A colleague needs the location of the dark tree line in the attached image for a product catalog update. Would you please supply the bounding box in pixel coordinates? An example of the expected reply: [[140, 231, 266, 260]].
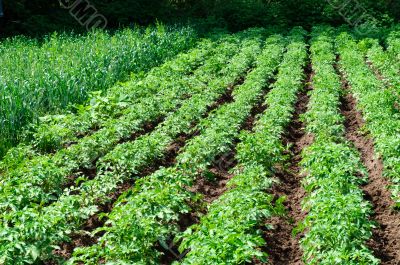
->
[[1, 0, 399, 36]]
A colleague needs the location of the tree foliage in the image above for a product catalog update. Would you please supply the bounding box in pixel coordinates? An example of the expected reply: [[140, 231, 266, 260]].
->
[[0, 0, 399, 36]]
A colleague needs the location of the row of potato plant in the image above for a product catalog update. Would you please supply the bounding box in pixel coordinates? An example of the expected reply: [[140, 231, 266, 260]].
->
[[336, 32, 400, 208], [67, 33, 283, 265], [0, 25, 196, 156], [0, 36, 238, 217], [176, 28, 307, 265], [0, 32, 263, 265], [386, 28, 400, 71], [296, 26, 378, 264], [365, 39, 400, 98]]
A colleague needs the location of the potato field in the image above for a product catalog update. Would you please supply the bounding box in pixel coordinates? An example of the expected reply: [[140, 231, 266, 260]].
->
[[0, 25, 399, 265]]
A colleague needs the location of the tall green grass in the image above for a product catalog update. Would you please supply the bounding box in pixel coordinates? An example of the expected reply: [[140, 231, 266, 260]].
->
[[0, 24, 197, 156]]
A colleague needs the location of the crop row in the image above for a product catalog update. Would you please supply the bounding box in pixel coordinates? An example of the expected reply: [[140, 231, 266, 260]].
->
[[0, 36, 240, 217], [337, 32, 400, 208], [176, 27, 307, 265], [386, 28, 400, 71], [67, 32, 285, 265], [365, 39, 400, 98], [0, 32, 263, 264], [296, 26, 378, 264], [0, 25, 196, 156]]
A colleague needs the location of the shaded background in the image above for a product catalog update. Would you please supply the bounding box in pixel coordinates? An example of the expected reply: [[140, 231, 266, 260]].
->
[[0, 0, 399, 37]]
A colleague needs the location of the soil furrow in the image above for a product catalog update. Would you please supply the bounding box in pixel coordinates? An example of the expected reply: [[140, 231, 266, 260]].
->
[[337, 53, 400, 264], [261, 64, 313, 265], [340, 89, 400, 265], [366, 60, 386, 84], [188, 82, 270, 205]]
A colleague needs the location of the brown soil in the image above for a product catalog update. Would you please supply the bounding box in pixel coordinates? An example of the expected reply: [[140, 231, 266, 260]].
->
[[206, 79, 240, 112], [366, 60, 386, 83], [261, 65, 313, 265], [189, 151, 237, 203], [188, 83, 270, 204], [340, 90, 400, 265], [125, 116, 166, 143]]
